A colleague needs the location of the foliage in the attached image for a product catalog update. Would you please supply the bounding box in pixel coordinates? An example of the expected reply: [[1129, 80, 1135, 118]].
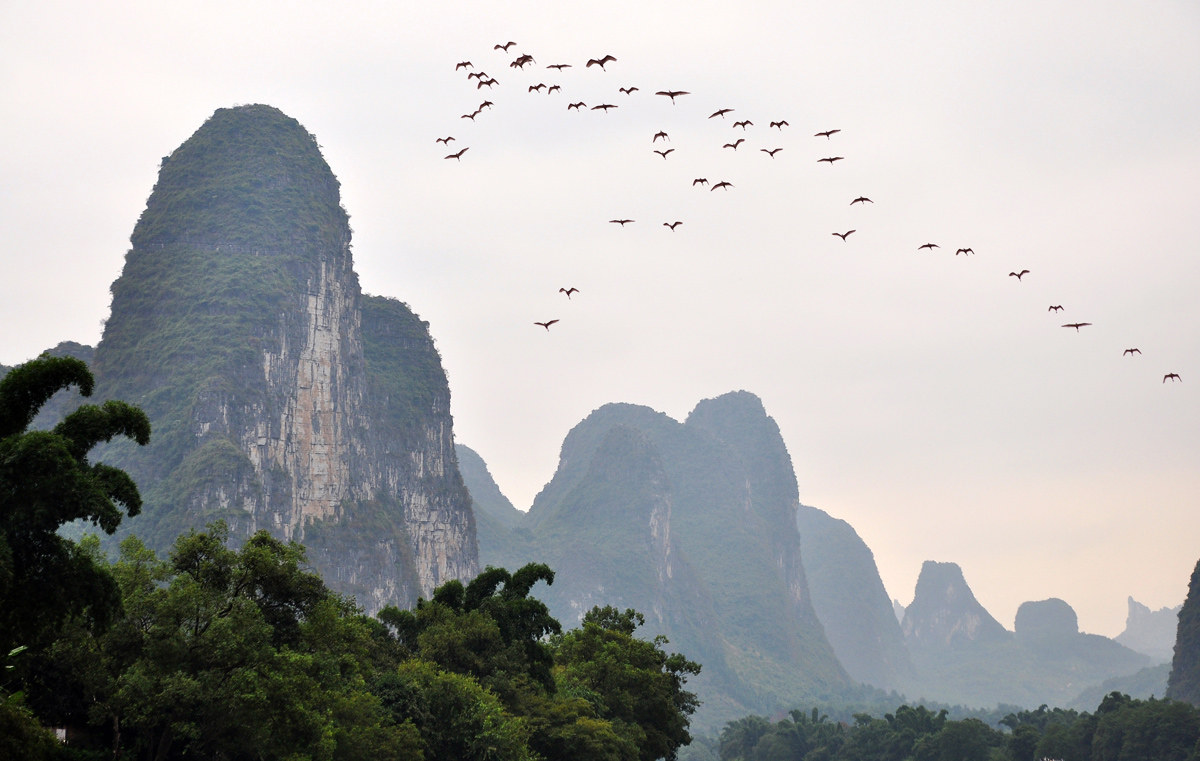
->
[[0, 353, 149, 655], [1168, 557, 1200, 705]]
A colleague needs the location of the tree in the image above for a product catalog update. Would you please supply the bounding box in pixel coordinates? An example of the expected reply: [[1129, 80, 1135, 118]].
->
[[0, 354, 150, 656], [555, 606, 702, 761]]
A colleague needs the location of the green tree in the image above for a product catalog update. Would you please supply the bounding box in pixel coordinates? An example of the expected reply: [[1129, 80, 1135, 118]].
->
[[0, 354, 150, 656], [555, 606, 702, 761], [1092, 692, 1200, 761]]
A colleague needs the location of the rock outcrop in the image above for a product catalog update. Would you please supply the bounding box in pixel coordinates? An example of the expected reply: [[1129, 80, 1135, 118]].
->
[[83, 105, 477, 610], [1116, 597, 1181, 663], [903, 561, 1011, 650], [1168, 558, 1200, 705]]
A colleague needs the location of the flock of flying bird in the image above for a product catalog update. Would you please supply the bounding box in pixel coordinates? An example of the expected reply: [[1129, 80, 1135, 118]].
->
[[435, 42, 1182, 386]]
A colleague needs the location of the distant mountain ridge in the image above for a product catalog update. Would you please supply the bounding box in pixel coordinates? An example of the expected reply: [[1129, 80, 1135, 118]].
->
[[1116, 597, 1180, 663]]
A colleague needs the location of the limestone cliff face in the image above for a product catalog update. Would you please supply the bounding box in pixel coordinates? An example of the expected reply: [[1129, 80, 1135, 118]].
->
[[90, 105, 477, 610]]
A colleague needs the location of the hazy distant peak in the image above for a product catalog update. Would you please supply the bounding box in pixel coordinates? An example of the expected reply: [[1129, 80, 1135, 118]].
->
[[1015, 598, 1079, 640], [893, 599, 906, 623], [903, 560, 1010, 648], [1117, 595, 1182, 663], [456, 443, 524, 528]]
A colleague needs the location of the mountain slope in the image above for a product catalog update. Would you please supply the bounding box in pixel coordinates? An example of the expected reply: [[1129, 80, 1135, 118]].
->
[[79, 104, 477, 609], [1116, 597, 1180, 663]]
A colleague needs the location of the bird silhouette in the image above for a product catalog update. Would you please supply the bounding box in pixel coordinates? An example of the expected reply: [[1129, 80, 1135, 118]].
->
[[664, 221, 683, 231], [461, 110, 480, 121], [818, 156, 844, 164], [1062, 323, 1092, 331], [917, 243, 939, 251], [654, 149, 675, 159], [653, 131, 669, 142], [567, 102, 586, 110], [955, 248, 974, 256], [619, 86, 639, 95], [547, 85, 561, 94], [467, 71, 483, 80], [495, 41, 517, 52], [815, 129, 841, 139], [833, 230, 856, 241], [1049, 305, 1064, 312], [479, 101, 494, 110], [655, 90, 690, 103], [1123, 348, 1141, 356], [456, 61, 473, 70], [711, 181, 733, 191], [709, 109, 734, 119], [770, 120, 789, 129], [436, 136, 455, 144], [1010, 270, 1030, 280], [444, 147, 469, 161], [609, 219, 634, 226], [510, 55, 535, 69], [733, 120, 753, 130], [534, 320, 559, 331], [528, 83, 546, 92], [1164, 373, 1181, 383], [692, 178, 709, 186], [591, 104, 617, 112], [477, 78, 498, 89], [723, 139, 745, 150], [548, 63, 572, 70], [586, 55, 617, 70], [761, 148, 783, 157], [559, 287, 579, 299], [850, 197, 872, 205]]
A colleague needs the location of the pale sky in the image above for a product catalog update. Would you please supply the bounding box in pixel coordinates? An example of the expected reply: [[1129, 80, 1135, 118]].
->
[[2, 0, 1198, 637]]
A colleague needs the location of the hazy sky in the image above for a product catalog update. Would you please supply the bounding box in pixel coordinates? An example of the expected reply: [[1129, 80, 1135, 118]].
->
[[3, 0, 1198, 637]]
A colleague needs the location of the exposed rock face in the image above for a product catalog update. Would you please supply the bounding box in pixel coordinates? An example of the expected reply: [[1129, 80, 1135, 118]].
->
[[903, 561, 1011, 650], [1015, 598, 1079, 641], [86, 105, 477, 610], [1116, 597, 1181, 663], [797, 504, 914, 691]]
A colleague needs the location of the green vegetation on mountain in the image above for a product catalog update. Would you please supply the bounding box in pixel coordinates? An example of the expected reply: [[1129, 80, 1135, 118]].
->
[[1168, 558, 1200, 705], [470, 392, 850, 731], [796, 504, 913, 691]]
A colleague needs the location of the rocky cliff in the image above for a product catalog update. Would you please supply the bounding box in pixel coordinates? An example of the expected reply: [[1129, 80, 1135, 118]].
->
[[84, 105, 477, 610], [797, 504, 913, 691], [1116, 597, 1181, 663], [1168, 558, 1200, 705]]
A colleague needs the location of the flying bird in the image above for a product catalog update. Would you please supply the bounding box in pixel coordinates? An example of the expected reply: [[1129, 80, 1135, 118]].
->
[[692, 178, 708, 186], [467, 71, 483, 80], [761, 148, 783, 157], [591, 104, 617, 112], [495, 41, 517, 52], [548, 63, 572, 70], [955, 248, 974, 256], [653, 131, 669, 142], [586, 55, 617, 70], [818, 156, 844, 164], [770, 120, 789, 129], [567, 102, 586, 110], [709, 108, 734, 119], [654, 149, 675, 159], [477, 78, 498, 89], [444, 147, 469, 161], [559, 287, 579, 299], [1062, 323, 1092, 331], [461, 110, 480, 120], [547, 85, 561, 94], [833, 230, 856, 241], [1009, 270, 1030, 280], [815, 129, 841, 139], [435, 136, 455, 144], [850, 197, 872, 205], [510, 58, 534, 70], [479, 101, 494, 110], [917, 243, 939, 251], [1123, 348, 1141, 355], [655, 90, 690, 103], [733, 120, 753, 130], [534, 320, 559, 331], [1049, 305, 1064, 312], [664, 221, 683, 231], [711, 181, 733, 191], [456, 61, 473, 70], [723, 139, 745, 150], [528, 83, 546, 92], [619, 86, 639, 95], [609, 219, 634, 226], [1164, 373, 1181, 383]]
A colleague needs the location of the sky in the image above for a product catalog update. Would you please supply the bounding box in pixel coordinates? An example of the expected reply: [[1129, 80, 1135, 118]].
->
[[2, 0, 1198, 637]]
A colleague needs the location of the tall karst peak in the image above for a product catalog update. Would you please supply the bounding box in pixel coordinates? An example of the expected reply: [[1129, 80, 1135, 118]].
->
[[89, 105, 478, 611], [903, 560, 1010, 649]]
